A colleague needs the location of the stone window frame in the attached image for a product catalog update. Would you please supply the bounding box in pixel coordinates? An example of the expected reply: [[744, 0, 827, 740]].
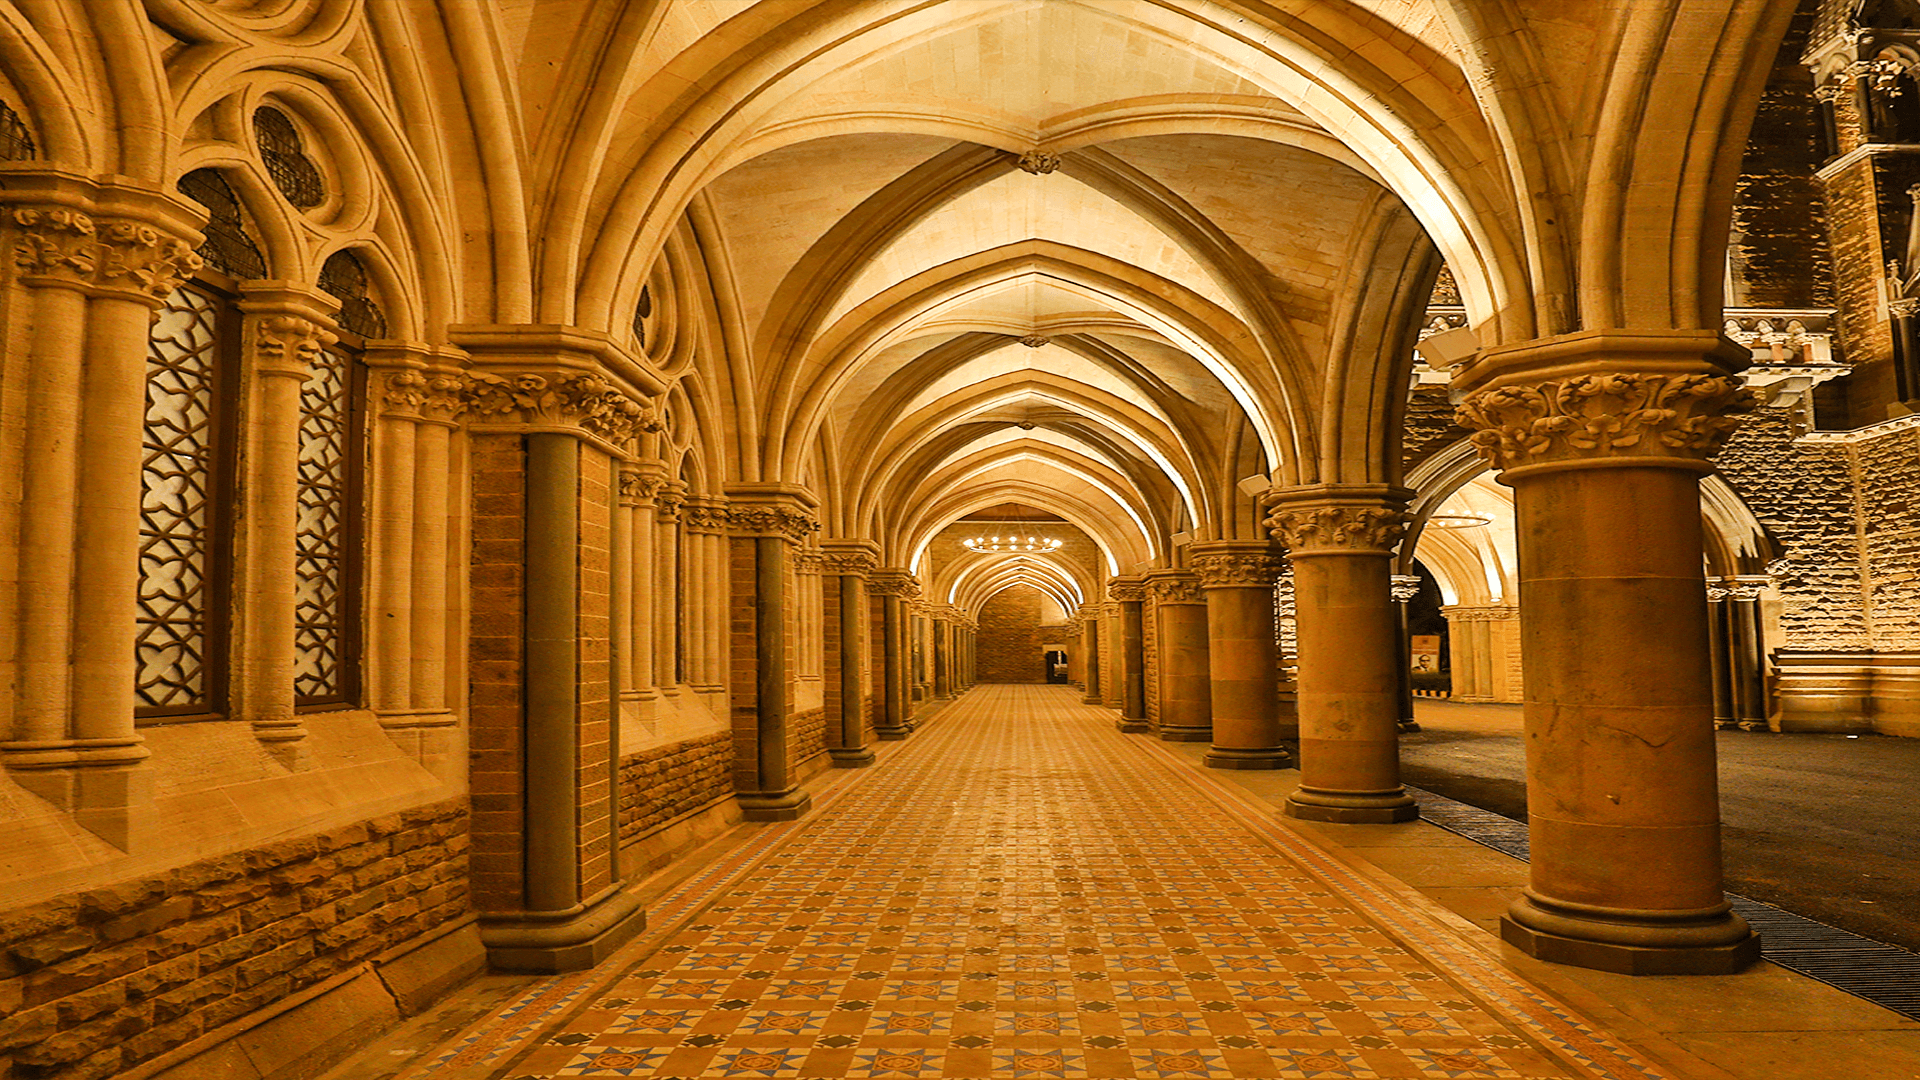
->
[[293, 331, 370, 712]]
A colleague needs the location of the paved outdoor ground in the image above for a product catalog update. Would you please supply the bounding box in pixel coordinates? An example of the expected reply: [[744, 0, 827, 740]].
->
[[1402, 700, 1920, 955]]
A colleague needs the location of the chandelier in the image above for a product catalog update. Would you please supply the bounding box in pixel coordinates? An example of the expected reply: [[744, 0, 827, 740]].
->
[[962, 534, 1062, 554]]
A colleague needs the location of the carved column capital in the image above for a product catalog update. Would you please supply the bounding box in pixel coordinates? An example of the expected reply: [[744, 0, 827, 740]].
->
[[1108, 576, 1148, 603], [464, 370, 661, 447], [1265, 485, 1413, 556], [868, 569, 922, 599], [818, 542, 880, 577], [1143, 570, 1204, 605], [1389, 574, 1423, 603], [655, 483, 687, 522], [681, 497, 730, 534], [10, 206, 205, 301], [253, 314, 335, 378], [726, 503, 820, 541], [1188, 541, 1285, 587]]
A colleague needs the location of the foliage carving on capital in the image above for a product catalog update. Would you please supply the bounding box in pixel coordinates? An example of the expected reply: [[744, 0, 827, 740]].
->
[[867, 571, 921, 599], [11, 208, 204, 300], [819, 550, 879, 576], [1108, 581, 1147, 603], [1389, 574, 1422, 603], [1454, 372, 1758, 473], [1192, 552, 1284, 588], [466, 371, 662, 444], [1145, 575, 1203, 604], [727, 504, 819, 541], [255, 315, 334, 374], [1265, 505, 1409, 554], [682, 502, 730, 533], [655, 486, 686, 521]]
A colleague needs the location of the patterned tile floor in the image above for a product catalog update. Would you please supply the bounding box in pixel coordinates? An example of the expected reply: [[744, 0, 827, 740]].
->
[[408, 685, 1682, 1080]]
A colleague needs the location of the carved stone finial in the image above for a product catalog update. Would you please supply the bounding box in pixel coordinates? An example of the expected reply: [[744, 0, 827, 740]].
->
[[1453, 372, 1758, 475], [1015, 150, 1061, 175]]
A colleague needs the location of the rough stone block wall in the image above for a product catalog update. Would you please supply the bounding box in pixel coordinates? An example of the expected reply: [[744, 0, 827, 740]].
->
[[618, 734, 733, 844], [576, 447, 614, 900], [0, 800, 469, 1079], [1729, 5, 1832, 312], [467, 433, 527, 910], [1714, 409, 1867, 648], [976, 584, 1047, 683], [790, 707, 826, 769], [1820, 160, 1893, 423], [1400, 386, 1470, 476], [1855, 424, 1920, 649]]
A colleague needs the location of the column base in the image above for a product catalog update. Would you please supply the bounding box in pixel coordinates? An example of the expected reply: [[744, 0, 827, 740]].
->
[[875, 724, 914, 741], [479, 884, 648, 973], [1206, 746, 1291, 770], [736, 787, 814, 821], [1397, 719, 1422, 734], [1501, 893, 1760, 975], [2, 741, 153, 850], [1156, 726, 1213, 742], [1113, 719, 1151, 733], [830, 747, 876, 768], [1284, 786, 1418, 823]]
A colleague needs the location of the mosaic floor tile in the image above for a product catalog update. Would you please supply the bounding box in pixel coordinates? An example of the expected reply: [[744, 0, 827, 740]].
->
[[400, 686, 1695, 1080]]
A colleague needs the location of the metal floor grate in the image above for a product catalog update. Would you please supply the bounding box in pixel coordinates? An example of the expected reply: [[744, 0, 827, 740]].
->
[[1406, 786, 1920, 1021]]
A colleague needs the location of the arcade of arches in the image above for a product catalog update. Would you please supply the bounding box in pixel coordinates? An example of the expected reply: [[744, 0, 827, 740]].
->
[[3, 1, 1920, 1077]]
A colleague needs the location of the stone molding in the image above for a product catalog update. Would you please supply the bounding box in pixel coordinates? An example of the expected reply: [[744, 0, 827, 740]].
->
[[726, 503, 819, 541], [465, 370, 662, 446], [1442, 604, 1517, 623], [867, 569, 921, 599], [1455, 372, 1757, 475], [1143, 572, 1203, 604], [1390, 574, 1422, 603], [10, 206, 204, 302]]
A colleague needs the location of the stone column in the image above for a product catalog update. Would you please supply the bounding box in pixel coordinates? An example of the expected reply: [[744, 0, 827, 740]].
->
[[1191, 541, 1290, 769], [1111, 578, 1149, 732], [1, 189, 204, 851], [933, 612, 952, 699], [1709, 578, 1767, 731], [623, 466, 664, 700], [868, 569, 918, 738], [1455, 331, 1761, 974], [232, 289, 337, 769], [1268, 485, 1418, 823], [725, 490, 819, 820], [655, 482, 686, 692], [684, 499, 731, 693], [1079, 606, 1102, 704], [822, 543, 878, 766], [1145, 570, 1210, 741], [1390, 574, 1422, 734], [457, 362, 658, 972]]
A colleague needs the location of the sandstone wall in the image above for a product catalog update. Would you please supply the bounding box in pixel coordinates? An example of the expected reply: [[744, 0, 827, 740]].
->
[[976, 585, 1048, 683], [617, 733, 733, 845], [0, 800, 471, 1079]]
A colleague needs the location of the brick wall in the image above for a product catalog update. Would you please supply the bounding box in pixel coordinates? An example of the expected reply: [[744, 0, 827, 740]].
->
[[576, 448, 615, 901], [976, 584, 1047, 683], [0, 800, 469, 1079], [467, 434, 526, 911], [790, 707, 826, 769], [618, 734, 733, 844], [729, 536, 759, 792], [1401, 386, 1469, 476], [1855, 424, 1920, 649]]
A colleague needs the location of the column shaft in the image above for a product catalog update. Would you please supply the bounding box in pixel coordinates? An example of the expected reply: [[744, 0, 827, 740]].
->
[[1146, 573, 1210, 741]]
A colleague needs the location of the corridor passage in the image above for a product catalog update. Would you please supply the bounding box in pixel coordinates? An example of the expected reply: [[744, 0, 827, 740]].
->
[[405, 686, 1670, 1079]]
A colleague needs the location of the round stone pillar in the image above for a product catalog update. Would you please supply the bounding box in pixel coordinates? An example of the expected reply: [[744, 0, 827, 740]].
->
[[1190, 542, 1289, 769], [1455, 330, 1761, 975], [1268, 486, 1417, 822], [1110, 579, 1150, 732], [1144, 571, 1210, 741]]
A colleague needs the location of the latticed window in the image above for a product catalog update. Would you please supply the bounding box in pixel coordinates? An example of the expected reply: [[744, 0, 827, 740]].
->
[[318, 249, 389, 339], [137, 284, 234, 718], [632, 284, 652, 345], [0, 99, 34, 160], [254, 106, 324, 209], [177, 169, 267, 280], [294, 343, 364, 707]]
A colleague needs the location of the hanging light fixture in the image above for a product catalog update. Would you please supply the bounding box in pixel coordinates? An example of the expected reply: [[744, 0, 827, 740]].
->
[[1426, 513, 1492, 529], [961, 534, 1062, 553]]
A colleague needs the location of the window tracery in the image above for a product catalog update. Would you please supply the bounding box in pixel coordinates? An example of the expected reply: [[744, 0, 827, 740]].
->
[[294, 341, 363, 707], [253, 106, 325, 209], [137, 284, 233, 717], [0, 99, 34, 160], [177, 169, 267, 280], [318, 249, 389, 339]]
